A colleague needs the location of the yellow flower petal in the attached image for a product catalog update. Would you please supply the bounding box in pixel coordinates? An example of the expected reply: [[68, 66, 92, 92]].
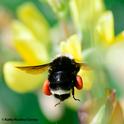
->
[[12, 20, 36, 41], [60, 41, 68, 54], [67, 34, 82, 62], [109, 102, 124, 124], [115, 31, 124, 42], [17, 3, 50, 44], [46, 0, 69, 18], [70, 0, 104, 30], [78, 69, 93, 90], [3, 62, 45, 93], [60, 34, 82, 62], [12, 21, 49, 65], [90, 104, 106, 124], [95, 11, 115, 46]]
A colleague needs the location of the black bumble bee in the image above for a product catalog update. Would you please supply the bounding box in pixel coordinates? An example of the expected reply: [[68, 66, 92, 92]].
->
[[16, 55, 88, 106]]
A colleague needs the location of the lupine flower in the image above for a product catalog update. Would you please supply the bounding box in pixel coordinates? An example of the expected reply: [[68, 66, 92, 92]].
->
[[90, 90, 124, 124], [2, 0, 124, 123], [45, 0, 70, 18], [70, 0, 104, 32], [17, 3, 50, 45], [95, 10, 124, 97], [3, 2, 93, 95], [3, 3, 50, 93], [95, 11, 124, 47], [3, 2, 94, 121]]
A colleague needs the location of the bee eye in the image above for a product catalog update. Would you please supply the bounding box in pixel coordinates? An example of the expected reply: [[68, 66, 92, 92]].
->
[[75, 75, 83, 90], [42, 79, 52, 96]]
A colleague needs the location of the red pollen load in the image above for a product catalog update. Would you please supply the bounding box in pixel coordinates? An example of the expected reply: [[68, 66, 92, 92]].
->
[[42, 79, 52, 95], [75, 75, 83, 90]]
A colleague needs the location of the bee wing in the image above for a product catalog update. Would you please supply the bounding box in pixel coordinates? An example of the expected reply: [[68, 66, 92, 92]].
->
[[78, 63, 90, 70], [16, 63, 50, 74]]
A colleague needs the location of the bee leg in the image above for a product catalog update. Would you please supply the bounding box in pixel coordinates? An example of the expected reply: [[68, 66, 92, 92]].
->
[[54, 101, 61, 107], [72, 88, 80, 101]]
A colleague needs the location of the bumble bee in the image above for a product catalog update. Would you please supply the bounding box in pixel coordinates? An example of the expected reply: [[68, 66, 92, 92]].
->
[[16, 56, 88, 106]]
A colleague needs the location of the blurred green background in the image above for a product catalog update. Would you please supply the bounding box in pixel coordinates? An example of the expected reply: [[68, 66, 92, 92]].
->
[[0, 0, 124, 124]]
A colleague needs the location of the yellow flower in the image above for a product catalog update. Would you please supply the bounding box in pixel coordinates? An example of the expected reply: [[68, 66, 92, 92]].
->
[[12, 20, 49, 65], [95, 11, 114, 46], [90, 90, 124, 124], [95, 11, 124, 47], [3, 2, 93, 105], [60, 34, 82, 62], [70, 0, 104, 31], [17, 3, 50, 45], [45, 0, 69, 18], [3, 62, 43, 93], [115, 31, 124, 43], [3, 3, 50, 93]]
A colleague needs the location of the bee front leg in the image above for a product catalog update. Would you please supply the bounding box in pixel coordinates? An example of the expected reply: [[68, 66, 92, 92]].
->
[[72, 88, 80, 101]]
